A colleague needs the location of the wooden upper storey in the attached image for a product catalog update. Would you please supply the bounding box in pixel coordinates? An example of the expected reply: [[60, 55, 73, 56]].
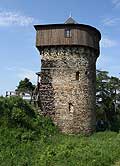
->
[[34, 23, 101, 51]]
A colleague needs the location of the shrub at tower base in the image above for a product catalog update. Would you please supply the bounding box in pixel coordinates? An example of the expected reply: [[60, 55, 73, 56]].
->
[[0, 96, 58, 137], [0, 96, 120, 166]]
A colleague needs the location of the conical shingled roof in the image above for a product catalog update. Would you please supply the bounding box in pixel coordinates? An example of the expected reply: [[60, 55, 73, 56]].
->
[[65, 17, 78, 24]]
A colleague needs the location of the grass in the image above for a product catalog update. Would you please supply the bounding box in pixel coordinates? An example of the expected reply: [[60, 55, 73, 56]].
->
[[0, 96, 120, 166]]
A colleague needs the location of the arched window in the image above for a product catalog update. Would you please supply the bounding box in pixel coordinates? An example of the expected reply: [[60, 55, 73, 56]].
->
[[76, 71, 79, 80]]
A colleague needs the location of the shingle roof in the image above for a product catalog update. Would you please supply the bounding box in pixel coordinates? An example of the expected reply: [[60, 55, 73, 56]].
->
[[64, 17, 78, 24]]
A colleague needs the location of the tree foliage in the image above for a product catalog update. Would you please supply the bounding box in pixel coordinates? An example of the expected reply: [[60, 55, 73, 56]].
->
[[0, 96, 57, 135], [16, 78, 35, 93], [96, 70, 120, 131]]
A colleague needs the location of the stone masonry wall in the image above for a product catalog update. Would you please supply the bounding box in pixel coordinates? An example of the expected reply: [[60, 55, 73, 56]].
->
[[39, 46, 98, 135]]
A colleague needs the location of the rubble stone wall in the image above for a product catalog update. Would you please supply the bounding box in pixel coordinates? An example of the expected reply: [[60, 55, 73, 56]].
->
[[39, 46, 98, 134]]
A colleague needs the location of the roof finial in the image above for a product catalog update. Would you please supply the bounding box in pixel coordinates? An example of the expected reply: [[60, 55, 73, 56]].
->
[[69, 12, 72, 18]]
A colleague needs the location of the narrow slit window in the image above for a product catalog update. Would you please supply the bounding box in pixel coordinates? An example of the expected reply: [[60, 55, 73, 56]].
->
[[85, 71, 88, 75], [64, 29, 72, 38], [76, 71, 79, 80], [69, 103, 74, 113]]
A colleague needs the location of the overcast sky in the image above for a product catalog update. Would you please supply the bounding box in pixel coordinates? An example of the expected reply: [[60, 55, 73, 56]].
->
[[0, 0, 120, 95]]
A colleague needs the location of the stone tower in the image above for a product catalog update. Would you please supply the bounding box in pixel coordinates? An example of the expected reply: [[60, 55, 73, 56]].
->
[[34, 17, 101, 135]]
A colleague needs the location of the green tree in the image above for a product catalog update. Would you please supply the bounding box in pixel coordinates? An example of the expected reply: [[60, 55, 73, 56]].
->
[[96, 70, 120, 131], [96, 70, 110, 120], [15, 78, 36, 103], [16, 78, 35, 93]]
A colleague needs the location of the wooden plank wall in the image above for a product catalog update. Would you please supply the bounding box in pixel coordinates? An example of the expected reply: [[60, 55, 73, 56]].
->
[[36, 26, 100, 50]]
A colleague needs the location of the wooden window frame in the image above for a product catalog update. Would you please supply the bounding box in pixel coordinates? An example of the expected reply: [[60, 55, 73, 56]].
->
[[64, 29, 72, 38]]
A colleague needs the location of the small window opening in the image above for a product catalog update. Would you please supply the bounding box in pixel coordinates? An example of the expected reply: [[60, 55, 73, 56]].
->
[[85, 71, 88, 75], [65, 29, 72, 38], [76, 71, 79, 80], [85, 71, 90, 76], [69, 103, 74, 113]]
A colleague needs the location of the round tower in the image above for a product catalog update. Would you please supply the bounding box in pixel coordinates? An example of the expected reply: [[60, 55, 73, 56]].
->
[[34, 17, 101, 135]]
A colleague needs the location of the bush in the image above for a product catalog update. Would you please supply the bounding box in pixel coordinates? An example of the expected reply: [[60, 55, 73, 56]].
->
[[0, 96, 58, 136]]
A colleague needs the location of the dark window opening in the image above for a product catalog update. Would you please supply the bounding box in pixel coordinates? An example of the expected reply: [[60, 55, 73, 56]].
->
[[69, 103, 73, 112], [85, 71, 90, 76], [85, 71, 88, 75], [76, 71, 79, 80], [64, 29, 72, 38]]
